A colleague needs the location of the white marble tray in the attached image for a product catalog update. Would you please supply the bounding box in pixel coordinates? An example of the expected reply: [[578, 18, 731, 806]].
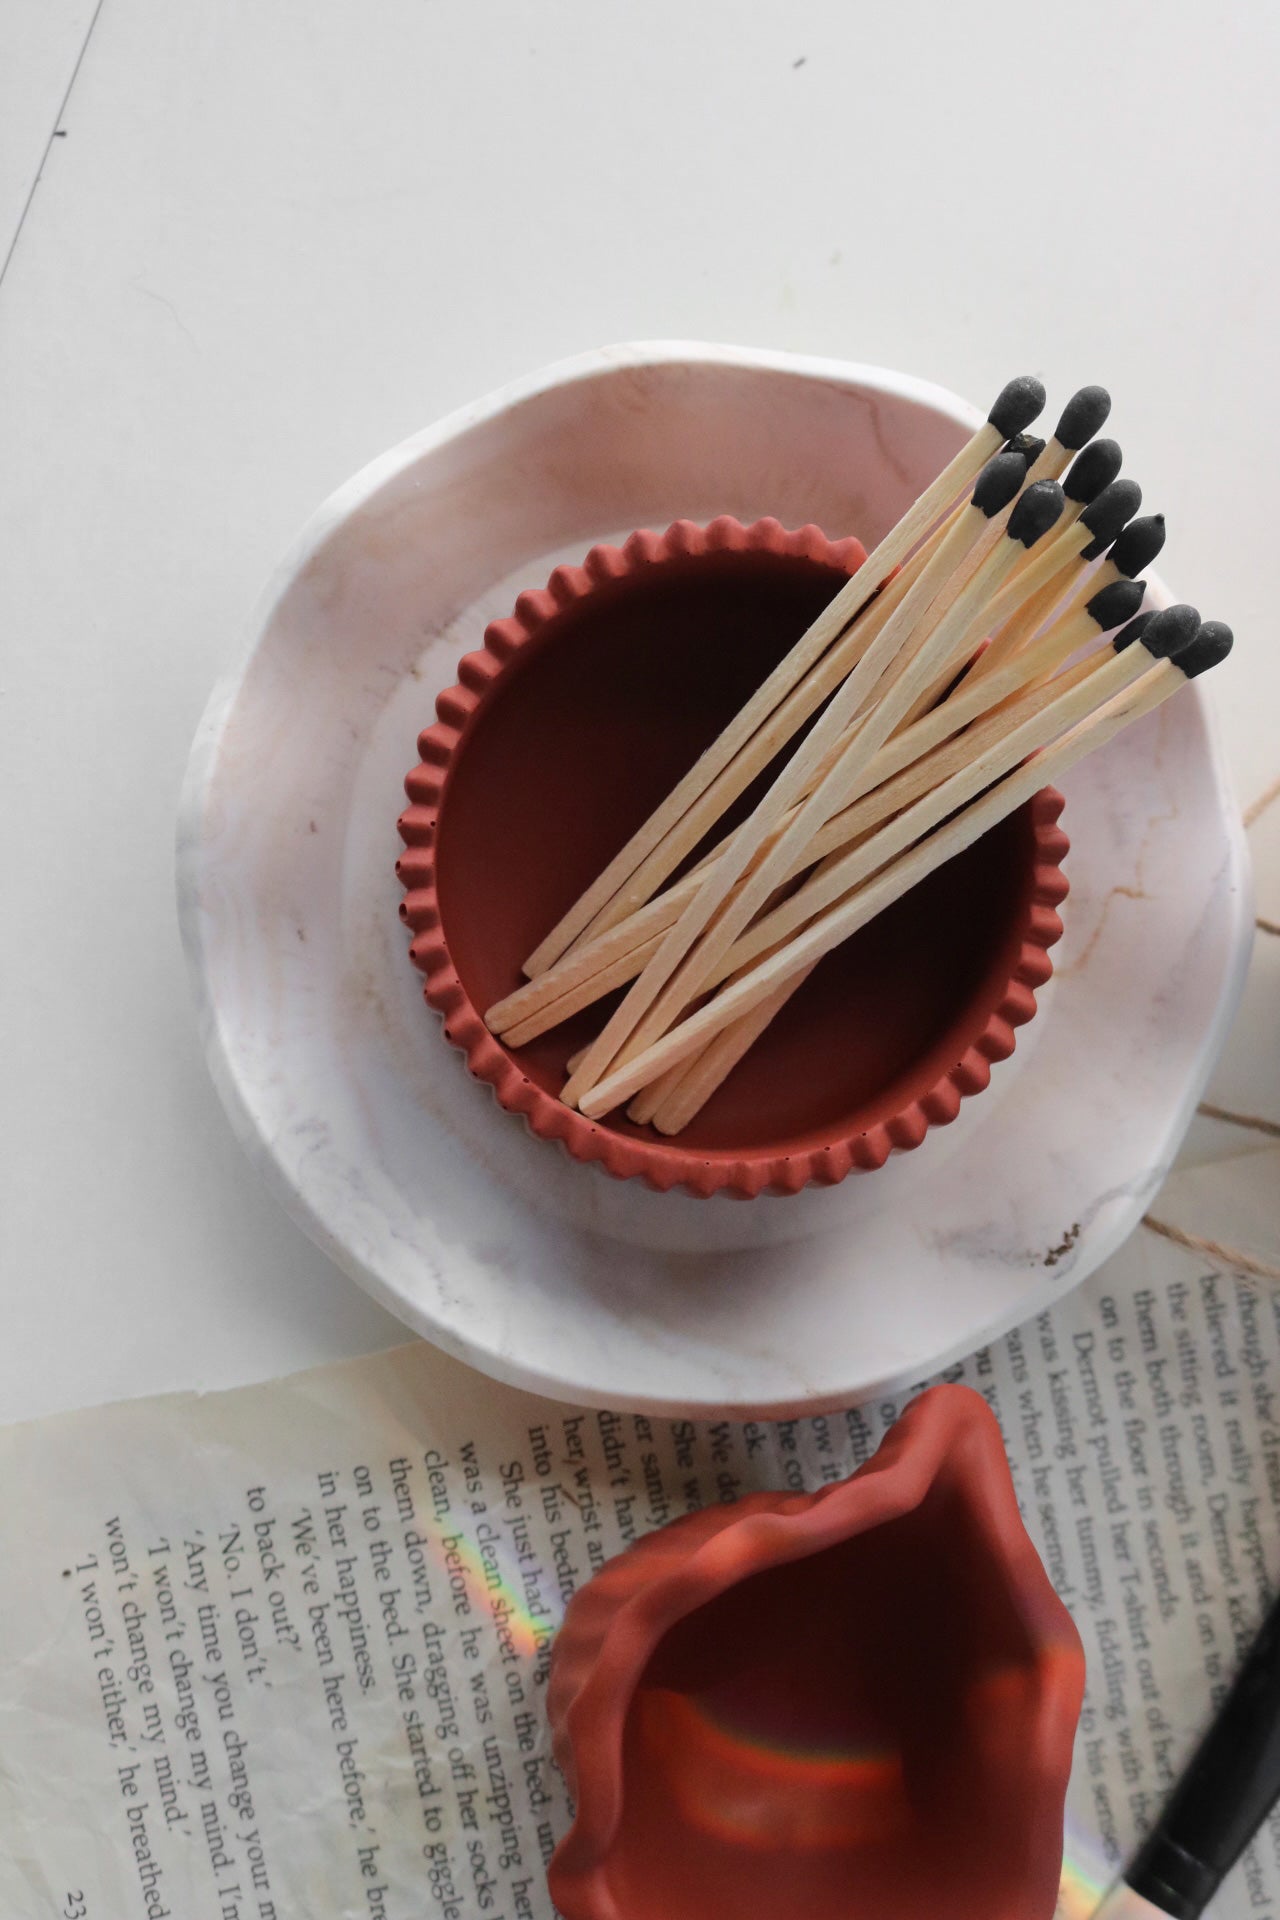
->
[[176, 342, 1252, 1418]]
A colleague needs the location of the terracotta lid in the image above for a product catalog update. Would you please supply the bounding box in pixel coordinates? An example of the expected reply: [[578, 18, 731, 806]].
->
[[397, 518, 1068, 1198]]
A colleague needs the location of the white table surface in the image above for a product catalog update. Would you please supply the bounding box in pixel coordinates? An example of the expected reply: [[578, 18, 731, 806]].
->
[[2, 0, 1278, 1427]]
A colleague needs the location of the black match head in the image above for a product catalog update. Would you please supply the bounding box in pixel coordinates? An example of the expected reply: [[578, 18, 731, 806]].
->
[[988, 375, 1046, 439], [1181, 620, 1234, 678], [1133, 603, 1201, 660], [1085, 578, 1145, 631], [1112, 611, 1155, 653], [1108, 513, 1166, 577], [1079, 477, 1142, 555], [1054, 384, 1112, 450], [1005, 430, 1046, 467], [971, 449, 1029, 517], [1007, 478, 1065, 546], [1063, 438, 1123, 505]]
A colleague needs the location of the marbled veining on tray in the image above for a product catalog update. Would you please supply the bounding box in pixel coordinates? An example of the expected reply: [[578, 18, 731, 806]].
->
[[176, 344, 1253, 1418]]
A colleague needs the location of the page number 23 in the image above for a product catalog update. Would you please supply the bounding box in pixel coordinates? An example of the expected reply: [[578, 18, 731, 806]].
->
[[63, 1895, 88, 1919]]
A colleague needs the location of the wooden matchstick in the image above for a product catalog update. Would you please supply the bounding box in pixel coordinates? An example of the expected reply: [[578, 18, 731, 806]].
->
[[1003, 431, 1046, 467], [972, 560, 1091, 683], [490, 856, 719, 1037], [500, 667, 1067, 1050], [629, 833, 863, 1126], [690, 603, 1172, 996], [579, 608, 1220, 1120], [1021, 385, 1112, 484], [959, 476, 1140, 672], [649, 965, 813, 1134], [625, 1053, 693, 1126], [1042, 511, 1166, 633], [492, 486, 1004, 1037], [665, 619, 1225, 1139], [896, 468, 1137, 729], [1001, 437, 1121, 586], [564, 505, 945, 953], [502, 863, 801, 1049], [557, 603, 1206, 1120], [489, 575, 1140, 1046], [895, 396, 1116, 725], [502, 929, 665, 1049], [643, 839, 857, 1131], [587, 477, 1067, 1087], [556, 448, 1036, 1107], [492, 767, 825, 1039], [593, 609, 1208, 1122], [571, 456, 1046, 957], [1062, 437, 1123, 508], [973, 515, 1161, 698], [519, 376, 1047, 978]]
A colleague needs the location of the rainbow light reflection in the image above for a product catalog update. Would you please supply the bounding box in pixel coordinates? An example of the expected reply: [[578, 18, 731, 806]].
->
[[434, 1523, 562, 1658], [1056, 1828, 1111, 1919], [638, 1690, 910, 1849]]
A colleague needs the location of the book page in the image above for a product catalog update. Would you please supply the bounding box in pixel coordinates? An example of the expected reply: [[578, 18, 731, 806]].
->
[[1, 1152, 1277, 1920]]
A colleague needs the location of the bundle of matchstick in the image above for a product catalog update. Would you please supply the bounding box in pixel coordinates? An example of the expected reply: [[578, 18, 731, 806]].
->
[[484, 376, 1234, 1134]]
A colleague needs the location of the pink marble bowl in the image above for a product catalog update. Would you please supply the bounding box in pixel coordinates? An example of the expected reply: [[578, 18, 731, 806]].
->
[[397, 518, 1069, 1199]]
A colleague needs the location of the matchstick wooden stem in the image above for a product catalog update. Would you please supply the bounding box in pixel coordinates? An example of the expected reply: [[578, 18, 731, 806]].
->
[[489, 784, 807, 1041], [1022, 437, 1073, 486], [813, 654, 1095, 844], [497, 672, 1064, 1047], [557, 494, 999, 1107], [502, 873, 807, 1047], [964, 556, 1140, 698], [1000, 489, 1087, 595], [562, 488, 987, 960], [970, 562, 1082, 681], [521, 422, 1006, 979], [869, 600, 1096, 770], [895, 556, 1075, 727], [802, 495, 1020, 756], [596, 502, 1059, 1082], [650, 966, 814, 1134], [699, 647, 1139, 992], [489, 854, 717, 1036], [502, 930, 665, 1048], [646, 846, 851, 1132], [489, 593, 1100, 1045], [1050, 554, 1122, 630], [647, 652, 1100, 1133], [972, 517, 1092, 641], [578, 658, 1183, 1120], [1022, 390, 1112, 488], [564, 529, 937, 954], [625, 1061, 687, 1126]]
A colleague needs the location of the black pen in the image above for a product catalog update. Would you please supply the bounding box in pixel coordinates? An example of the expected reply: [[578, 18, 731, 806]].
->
[[1095, 1586, 1280, 1917]]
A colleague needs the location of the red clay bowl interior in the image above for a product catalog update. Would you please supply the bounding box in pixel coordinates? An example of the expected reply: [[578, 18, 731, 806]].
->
[[546, 1385, 1084, 1920], [617, 1505, 1066, 1918], [398, 519, 1068, 1197]]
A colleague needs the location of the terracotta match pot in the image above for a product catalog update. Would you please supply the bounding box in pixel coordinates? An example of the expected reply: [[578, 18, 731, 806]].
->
[[396, 518, 1069, 1198], [545, 1383, 1085, 1920]]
